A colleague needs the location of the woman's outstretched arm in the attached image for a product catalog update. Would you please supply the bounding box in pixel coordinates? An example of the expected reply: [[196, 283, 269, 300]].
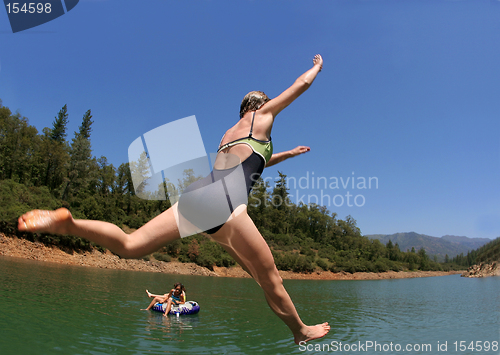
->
[[266, 146, 310, 167], [260, 54, 323, 118]]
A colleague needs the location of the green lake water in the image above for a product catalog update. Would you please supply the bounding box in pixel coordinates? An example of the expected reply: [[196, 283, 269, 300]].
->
[[0, 256, 498, 355]]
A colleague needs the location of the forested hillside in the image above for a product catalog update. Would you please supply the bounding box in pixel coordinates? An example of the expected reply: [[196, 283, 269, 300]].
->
[[365, 232, 491, 261], [451, 237, 500, 268], [0, 101, 461, 273]]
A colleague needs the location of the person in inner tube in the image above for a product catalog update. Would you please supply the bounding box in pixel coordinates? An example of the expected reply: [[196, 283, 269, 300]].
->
[[142, 282, 186, 316]]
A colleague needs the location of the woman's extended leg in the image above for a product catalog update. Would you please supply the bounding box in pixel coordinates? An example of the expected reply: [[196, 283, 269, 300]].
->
[[146, 290, 166, 298], [211, 205, 330, 344], [141, 295, 168, 311], [18, 204, 181, 259]]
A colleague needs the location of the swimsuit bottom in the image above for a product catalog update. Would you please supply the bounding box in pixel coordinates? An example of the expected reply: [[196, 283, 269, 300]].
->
[[177, 151, 264, 235]]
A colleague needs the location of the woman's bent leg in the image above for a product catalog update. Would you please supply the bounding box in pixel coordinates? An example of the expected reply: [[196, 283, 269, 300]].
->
[[163, 298, 174, 316], [211, 206, 330, 344], [142, 296, 167, 311], [18, 204, 181, 259]]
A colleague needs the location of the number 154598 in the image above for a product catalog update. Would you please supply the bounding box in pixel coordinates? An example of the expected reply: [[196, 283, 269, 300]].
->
[[5, 3, 52, 14]]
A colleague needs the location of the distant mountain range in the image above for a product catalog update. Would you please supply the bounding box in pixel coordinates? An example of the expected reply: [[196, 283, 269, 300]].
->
[[365, 232, 492, 261]]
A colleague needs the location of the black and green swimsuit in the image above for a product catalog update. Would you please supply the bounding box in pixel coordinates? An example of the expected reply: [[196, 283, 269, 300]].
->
[[217, 111, 273, 164], [177, 112, 273, 234]]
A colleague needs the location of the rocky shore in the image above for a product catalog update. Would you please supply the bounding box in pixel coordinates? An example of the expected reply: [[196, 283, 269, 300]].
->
[[461, 262, 500, 278], [1, 233, 461, 280], [0, 233, 217, 277]]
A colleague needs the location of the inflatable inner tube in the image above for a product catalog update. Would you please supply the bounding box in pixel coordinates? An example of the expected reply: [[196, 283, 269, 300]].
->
[[152, 301, 200, 315]]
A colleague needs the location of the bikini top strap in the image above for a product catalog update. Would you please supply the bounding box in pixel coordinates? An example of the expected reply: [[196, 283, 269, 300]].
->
[[218, 133, 226, 150], [249, 111, 256, 138]]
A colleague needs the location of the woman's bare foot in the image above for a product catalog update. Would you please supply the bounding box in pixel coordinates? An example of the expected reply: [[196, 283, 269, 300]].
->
[[146, 290, 153, 298], [18, 208, 72, 234], [294, 322, 330, 345]]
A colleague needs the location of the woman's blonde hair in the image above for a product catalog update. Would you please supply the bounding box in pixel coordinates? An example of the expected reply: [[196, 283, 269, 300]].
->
[[240, 91, 270, 118]]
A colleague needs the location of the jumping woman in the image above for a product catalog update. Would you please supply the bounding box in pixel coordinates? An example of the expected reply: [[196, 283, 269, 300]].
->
[[18, 54, 330, 344]]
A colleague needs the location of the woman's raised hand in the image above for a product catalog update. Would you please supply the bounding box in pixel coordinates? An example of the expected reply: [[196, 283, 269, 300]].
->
[[313, 54, 323, 71]]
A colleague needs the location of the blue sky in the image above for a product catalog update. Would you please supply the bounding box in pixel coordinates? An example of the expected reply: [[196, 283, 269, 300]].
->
[[1, 0, 498, 239]]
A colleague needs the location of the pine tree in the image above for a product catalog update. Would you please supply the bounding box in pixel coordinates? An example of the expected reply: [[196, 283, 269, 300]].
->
[[247, 176, 270, 230], [43, 105, 70, 191], [96, 156, 116, 196], [50, 104, 69, 143], [62, 110, 94, 201], [116, 162, 134, 214], [269, 171, 292, 234], [129, 151, 152, 197]]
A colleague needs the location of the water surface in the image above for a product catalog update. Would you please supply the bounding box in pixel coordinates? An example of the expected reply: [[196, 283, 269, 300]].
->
[[0, 256, 498, 354]]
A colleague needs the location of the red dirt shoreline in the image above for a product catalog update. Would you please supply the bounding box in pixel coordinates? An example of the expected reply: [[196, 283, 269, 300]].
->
[[0, 233, 462, 280]]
